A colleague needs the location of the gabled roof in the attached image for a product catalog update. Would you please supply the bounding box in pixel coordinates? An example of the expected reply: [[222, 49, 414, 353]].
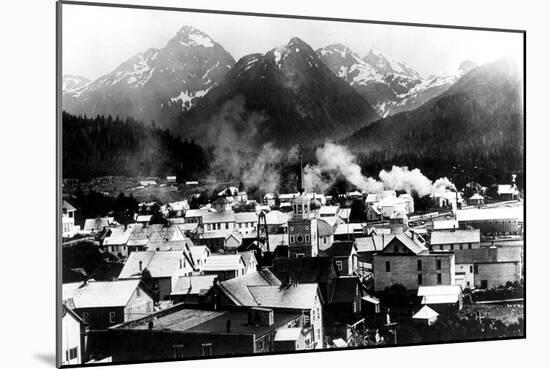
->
[[202, 211, 236, 224], [354, 236, 385, 253], [63, 200, 76, 212], [382, 232, 428, 255], [171, 275, 217, 296], [337, 208, 351, 220], [275, 328, 303, 342], [184, 208, 210, 218], [334, 223, 364, 235], [62, 280, 142, 309], [418, 285, 462, 305], [497, 184, 518, 195], [322, 241, 355, 258], [413, 305, 439, 320], [247, 284, 320, 309], [469, 193, 484, 200], [317, 219, 334, 237], [103, 226, 135, 246], [202, 254, 244, 272], [430, 229, 480, 245], [218, 270, 281, 306], [319, 205, 340, 216], [271, 257, 334, 284], [119, 251, 189, 278], [83, 217, 115, 231], [234, 212, 258, 223], [365, 193, 378, 203], [238, 251, 257, 269], [189, 245, 209, 261]]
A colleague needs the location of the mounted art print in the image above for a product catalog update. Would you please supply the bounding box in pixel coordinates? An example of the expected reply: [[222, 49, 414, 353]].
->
[[57, 1, 525, 367]]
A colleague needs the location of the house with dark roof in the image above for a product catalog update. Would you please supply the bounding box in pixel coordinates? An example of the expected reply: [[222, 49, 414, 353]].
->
[[429, 229, 481, 251], [320, 241, 358, 276], [89, 262, 125, 281], [108, 304, 306, 362], [372, 232, 455, 291]]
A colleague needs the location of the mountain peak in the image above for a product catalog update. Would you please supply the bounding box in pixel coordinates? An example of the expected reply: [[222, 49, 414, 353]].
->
[[173, 25, 215, 48]]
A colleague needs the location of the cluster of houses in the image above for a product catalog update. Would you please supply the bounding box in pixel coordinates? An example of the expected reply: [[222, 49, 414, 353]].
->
[[60, 172, 524, 365]]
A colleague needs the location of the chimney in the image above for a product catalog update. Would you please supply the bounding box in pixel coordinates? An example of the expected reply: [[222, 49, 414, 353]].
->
[[297, 148, 305, 194]]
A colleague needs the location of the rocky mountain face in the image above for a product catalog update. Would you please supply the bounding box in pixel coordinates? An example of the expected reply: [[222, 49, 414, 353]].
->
[[317, 44, 476, 117], [343, 57, 523, 170], [62, 26, 235, 128], [177, 37, 380, 148]]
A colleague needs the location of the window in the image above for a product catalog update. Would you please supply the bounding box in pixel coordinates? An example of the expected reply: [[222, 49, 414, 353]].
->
[[69, 347, 78, 360], [172, 345, 185, 359], [336, 260, 343, 272], [437, 259, 442, 270], [439, 245, 443, 251], [296, 235, 304, 243], [305, 225, 309, 230], [469, 265, 473, 273], [305, 234, 310, 242], [394, 245, 399, 253], [418, 274, 423, 285], [201, 343, 213, 357], [225, 222, 229, 229], [468, 243, 472, 249], [437, 273, 442, 284], [474, 265, 478, 274], [136, 288, 141, 298], [353, 301, 357, 312], [385, 261, 390, 272], [417, 260, 422, 271], [109, 311, 116, 324], [290, 235, 295, 243], [466, 281, 470, 287], [459, 244, 463, 250], [82, 312, 89, 324], [450, 244, 454, 250], [207, 224, 211, 231], [323, 238, 327, 244]]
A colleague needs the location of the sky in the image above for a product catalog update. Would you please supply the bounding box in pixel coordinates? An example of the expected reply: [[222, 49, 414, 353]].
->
[[62, 3, 524, 81]]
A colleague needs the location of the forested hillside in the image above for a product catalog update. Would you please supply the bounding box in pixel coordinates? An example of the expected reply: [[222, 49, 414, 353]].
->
[[62, 112, 209, 179]]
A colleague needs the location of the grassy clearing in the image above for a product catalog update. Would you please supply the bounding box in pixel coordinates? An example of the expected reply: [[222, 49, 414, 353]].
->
[[460, 303, 524, 325]]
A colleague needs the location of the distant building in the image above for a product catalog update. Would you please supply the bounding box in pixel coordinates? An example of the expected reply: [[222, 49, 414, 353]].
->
[[412, 305, 439, 325], [83, 217, 116, 232], [417, 285, 463, 315], [62, 200, 80, 237], [467, 193, 485, 206], [454, 246, 522, 289], [166, 176, 177, 183], [456, 207, 523, 236], [429, 229, 481, 251], [170, 275, 217, 305], [317, 219, 335, 251], [372, 232, 455, 291], [496, 184, 519, 201]]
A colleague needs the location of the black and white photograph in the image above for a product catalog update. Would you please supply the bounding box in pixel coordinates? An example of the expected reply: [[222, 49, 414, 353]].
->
[[56, 0, 525, 367]]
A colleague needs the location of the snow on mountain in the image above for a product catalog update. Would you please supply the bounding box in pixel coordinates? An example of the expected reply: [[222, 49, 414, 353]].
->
[[62, 75, 91, 95], [62, 25, 235, 127], [317, 44, 476, 117], [179, 37, 379, 148]]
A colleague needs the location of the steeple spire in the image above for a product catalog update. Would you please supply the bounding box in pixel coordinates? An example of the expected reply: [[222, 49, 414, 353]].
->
[[297, 147, 305, 194]]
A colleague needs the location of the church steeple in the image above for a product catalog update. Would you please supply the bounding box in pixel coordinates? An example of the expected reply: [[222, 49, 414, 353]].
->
[[297, 147, 305, 194]]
